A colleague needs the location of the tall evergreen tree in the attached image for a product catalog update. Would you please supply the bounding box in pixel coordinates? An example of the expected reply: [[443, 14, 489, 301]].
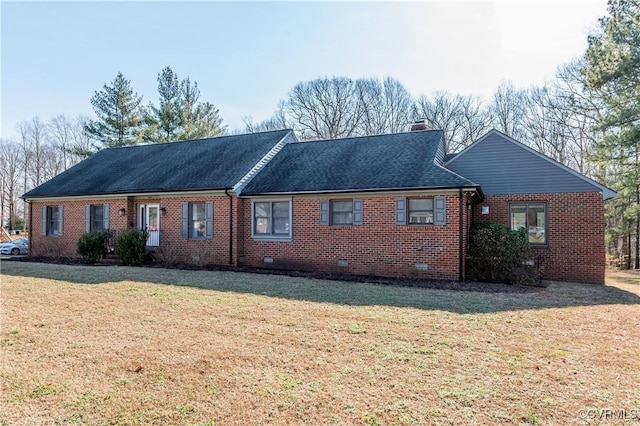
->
[[142, 67, 225, 142], [583, 0, 640, 269], [178, 77, 225, 140], [179, 76, 200, 140], [142, 67, 182, 143], [85, 72, 143, 148]]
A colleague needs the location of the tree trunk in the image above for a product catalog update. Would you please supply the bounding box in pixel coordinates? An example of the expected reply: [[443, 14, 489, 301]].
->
[[8, 200, 14, 230], [635, 185, 640, 269], [0, 175, 4, 228], [627, 232, 632, 270]]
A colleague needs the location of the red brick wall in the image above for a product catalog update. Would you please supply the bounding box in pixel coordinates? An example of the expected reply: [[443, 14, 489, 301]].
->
[[30, 198, 129, 258], [239, 194, 466, 280], [30, 191, 602, 283], [29, 195, 235, 265], [134, 196, 233, 266], [472, 192, 606, 283]]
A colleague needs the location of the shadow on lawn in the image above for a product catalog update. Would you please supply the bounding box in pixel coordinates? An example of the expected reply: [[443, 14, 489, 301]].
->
[[3, 259, 640, 314]]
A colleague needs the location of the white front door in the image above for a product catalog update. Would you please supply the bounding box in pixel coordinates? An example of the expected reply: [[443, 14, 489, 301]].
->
[[138, 204, 160, 247]]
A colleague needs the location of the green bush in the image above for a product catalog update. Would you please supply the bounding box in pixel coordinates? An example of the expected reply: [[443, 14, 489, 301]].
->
[[77, 230, 110, 263], [466, 221, 541, 285], [115, 228, 149, 266]]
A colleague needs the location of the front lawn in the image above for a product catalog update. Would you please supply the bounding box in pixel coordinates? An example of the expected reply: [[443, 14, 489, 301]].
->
[[1, 262, 639, 425]]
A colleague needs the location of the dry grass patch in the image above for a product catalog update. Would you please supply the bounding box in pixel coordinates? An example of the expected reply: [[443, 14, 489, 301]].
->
[[1, 262, 639, 425]]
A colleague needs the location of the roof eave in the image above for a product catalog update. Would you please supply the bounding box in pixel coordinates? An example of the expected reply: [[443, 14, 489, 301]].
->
[[603, 188, 617, 200], [22, 187, 235, 202], [241, 185, 483, 198]]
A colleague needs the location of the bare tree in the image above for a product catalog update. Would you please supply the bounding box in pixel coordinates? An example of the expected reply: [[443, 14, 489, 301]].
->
[[414, 91, 463, 152], [488, 81, 527, 139], [17, 116, 49, 188], [248, 76, 413, 139], [520, 81, 603, 176], [0, 141, 23, 229], [16, 116, 59, 232], [68, 116, 96, 160], [242, 102, 290, 134], [413, 91, 488, 153], [521, 85, 571, 164], [285, 77, 364, 140], [554, 60, 608, 176], [17, 121, 32, 232], [356, 77, 414, 135], [49, 115, 74, 170], [40, 144, 66, 183], [457, 95, 491, 149]]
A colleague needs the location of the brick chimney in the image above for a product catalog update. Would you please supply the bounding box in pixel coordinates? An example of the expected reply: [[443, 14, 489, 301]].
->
[[410, 120, 427, 131]]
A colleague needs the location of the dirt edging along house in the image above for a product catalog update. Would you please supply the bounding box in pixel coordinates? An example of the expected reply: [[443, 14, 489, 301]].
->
[[22, 128, 615, 284]]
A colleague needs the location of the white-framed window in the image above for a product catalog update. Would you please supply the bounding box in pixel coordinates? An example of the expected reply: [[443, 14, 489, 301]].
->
[[252, 200, 292, 239]]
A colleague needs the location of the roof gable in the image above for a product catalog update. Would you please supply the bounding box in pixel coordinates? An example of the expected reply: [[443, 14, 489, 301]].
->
[[445, 129, 616, 199], [23, 130, 294, 199], [241, 130, 478, 195]]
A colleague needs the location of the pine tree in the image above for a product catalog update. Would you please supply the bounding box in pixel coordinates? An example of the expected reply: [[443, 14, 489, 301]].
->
[[178, 77, 225, 140], [85, 72, 143, 148], [583, 0, 640, 269], [142, 67, 225, 143], [142, 67, 182, 143]]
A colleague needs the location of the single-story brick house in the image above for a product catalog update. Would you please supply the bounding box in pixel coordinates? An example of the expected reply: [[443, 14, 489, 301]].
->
[[22, 128, 615, 283]]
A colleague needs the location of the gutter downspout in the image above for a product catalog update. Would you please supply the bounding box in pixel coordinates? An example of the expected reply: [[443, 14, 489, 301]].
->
[[458, 189, 464, 281], [225, 189, 234, 265], [28, 202, 33, 255]]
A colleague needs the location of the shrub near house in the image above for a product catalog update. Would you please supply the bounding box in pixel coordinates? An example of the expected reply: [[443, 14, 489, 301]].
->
[[466, 221, 541, 285], [115, 228, 149, 266], [76, 230, 109, 263]]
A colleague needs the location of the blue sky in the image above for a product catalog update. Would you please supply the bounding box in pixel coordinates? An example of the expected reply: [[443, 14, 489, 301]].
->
[[1, 1, 608, 140]]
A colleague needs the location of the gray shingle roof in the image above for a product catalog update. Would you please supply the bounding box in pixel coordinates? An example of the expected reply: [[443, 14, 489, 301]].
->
[[241, 130, 478, 195], [23, 130, 293, 198]]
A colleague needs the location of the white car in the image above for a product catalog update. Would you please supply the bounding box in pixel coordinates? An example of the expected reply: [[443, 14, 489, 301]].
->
[[0, 238, 29, 255]]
